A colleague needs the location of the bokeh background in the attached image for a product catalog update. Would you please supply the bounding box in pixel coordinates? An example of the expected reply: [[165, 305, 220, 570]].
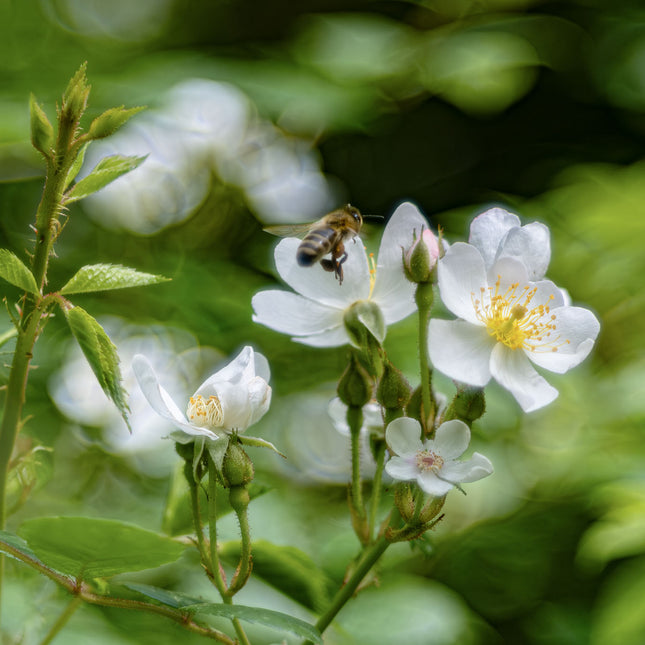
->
[[1, 1, 644, 644]]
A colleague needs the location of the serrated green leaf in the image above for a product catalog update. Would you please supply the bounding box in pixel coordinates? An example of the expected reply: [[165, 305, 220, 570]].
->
[[88, 105, 145, 140], [18, 517, 185, 580], [220, 539, 332, 612], [64, 306, 130, 428], [64, 141, 91, 191], [65, 154, 146, 204], [0, 249, 39, 294], [126, 583, 323, 643], [60, 263, 169, 295]]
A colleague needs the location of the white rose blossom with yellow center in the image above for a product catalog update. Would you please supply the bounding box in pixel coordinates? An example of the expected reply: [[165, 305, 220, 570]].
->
[[251, 202, 430, 347], [428, 208, 600, 412], [132, 346, 272, 443]]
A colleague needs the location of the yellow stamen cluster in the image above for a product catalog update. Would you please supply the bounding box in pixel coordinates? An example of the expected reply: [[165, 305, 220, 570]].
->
[[186, 394, 223, 428], [416, 449, 444, 473], [472, 277, 570, 353]]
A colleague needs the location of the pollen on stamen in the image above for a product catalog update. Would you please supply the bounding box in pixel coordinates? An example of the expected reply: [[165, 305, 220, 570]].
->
[[186, 394, 224, 428]]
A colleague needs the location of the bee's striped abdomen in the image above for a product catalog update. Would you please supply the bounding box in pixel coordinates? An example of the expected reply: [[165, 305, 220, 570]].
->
[[297, 228, 338, 267]]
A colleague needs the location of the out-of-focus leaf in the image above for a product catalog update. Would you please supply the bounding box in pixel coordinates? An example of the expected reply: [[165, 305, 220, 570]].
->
[[60, 263, 169, 295], [591, 557, 645, 645], [0, 249, 39, 294], [126, 583, 322, 643], [219, 539, 332, 612], [18, 517, 185, 580], [64, 306, 130, 428], [65, 154, 146, 204], [420, 30, 540, 115]]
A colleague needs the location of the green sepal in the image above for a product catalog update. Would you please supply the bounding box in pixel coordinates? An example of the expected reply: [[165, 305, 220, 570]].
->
[[60, 263, 169, 295], [238, 434, 286, 458], [64, 141, 90, 190], [65, 154, 147, 204], [64, 306, 130, 430]]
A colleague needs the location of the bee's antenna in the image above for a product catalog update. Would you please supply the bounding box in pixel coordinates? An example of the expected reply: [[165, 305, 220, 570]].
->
[[362, 214, 385, 222]]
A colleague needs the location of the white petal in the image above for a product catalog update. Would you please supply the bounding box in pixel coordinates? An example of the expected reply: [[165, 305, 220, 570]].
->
[[252, 350, 271, 383], [197, 346, 252, 395], [385, 456, 418, 482], [469, 207, 521, 271], [274, 237, 370, 307], [433, 420, 471, 459], [437, 243, 489, 323], [497, 222, 550, 280], [371, 202, 428, 321], [385, 417, 424, 457], [416, 471, 454, 496], [487, 256, 529, 291], [441, 452, 494, 483], [216, 380, 253, 429], [292, 324, 349, 347], [428, 319, 494, 386], [252, 290, 343, 335], [490, 343, 558, 412], [132, 355, 219, 439], [247, 377, 272, 425], [527, 305, 600, 374]]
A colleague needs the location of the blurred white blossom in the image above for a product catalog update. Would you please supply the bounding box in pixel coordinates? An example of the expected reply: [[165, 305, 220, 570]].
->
[[81, 79, 336, 233], [49, 318, 221, 477]]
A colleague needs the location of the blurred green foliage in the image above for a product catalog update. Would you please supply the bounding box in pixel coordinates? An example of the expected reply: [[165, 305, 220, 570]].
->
[[1, 0, 644, 643]]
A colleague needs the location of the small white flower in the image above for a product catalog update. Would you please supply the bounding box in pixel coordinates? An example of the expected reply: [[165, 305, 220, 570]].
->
[[429, 209, 600, 412], [385, 417, 493, 496], [133, 346, 271, 443], [251, 201, 430, 347]]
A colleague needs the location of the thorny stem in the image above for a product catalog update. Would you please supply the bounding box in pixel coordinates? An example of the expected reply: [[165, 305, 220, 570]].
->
[[227, 501, 252, 596], [188, 474, 210, 569], [368, 441, 386, 542]]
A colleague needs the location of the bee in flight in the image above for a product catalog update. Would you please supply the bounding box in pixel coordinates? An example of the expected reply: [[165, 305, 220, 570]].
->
[[265, 204, 363, 285]]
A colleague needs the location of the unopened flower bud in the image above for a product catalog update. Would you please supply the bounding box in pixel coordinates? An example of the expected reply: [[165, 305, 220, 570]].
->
[[418, 495, 445, 525], [443, 386, 486, 424], [403, 228, 439, 284], [61, 63, 90, 123], [343, 300, 385, 349], [377, 361, 411, 412], [338, 353, 372, 408], [221, 440, 254, 488], [394, 483, 416, 522]]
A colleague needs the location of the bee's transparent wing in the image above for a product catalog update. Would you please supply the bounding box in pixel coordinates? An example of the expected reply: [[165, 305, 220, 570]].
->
[[263, 223, 314, 239]]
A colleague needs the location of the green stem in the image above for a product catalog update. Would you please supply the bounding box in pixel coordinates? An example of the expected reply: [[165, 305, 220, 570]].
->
[[38, 596, 82, 645], [368, 441, 386, 542], [188, 475, 210, 568], [207, 456, 228, 599], [415, 282, 434, 434], [207, 456, 251, 645], [303, 535, 391, 644]]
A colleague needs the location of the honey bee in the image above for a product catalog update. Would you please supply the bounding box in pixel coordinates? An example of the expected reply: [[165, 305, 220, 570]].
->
[[265, 204, 363, 285]]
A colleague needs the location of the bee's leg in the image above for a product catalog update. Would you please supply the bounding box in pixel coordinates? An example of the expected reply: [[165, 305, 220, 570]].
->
[[335, 252, 348, 285], [320, 259, 336, 272]]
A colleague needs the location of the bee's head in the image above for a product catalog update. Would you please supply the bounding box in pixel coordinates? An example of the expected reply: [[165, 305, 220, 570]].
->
[[344, 204, 363, 230]]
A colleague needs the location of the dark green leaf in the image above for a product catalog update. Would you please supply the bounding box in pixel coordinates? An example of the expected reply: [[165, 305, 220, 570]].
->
[[0, 529, 41, 564], [18, 517, 185, 580], [65, 154, 146, 204], [64, 306, 130, 428], [126, 583, 322, 643], [60, 263, 169, 295], [220, 539, 332, 612], [0, 249, 39, 294]]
